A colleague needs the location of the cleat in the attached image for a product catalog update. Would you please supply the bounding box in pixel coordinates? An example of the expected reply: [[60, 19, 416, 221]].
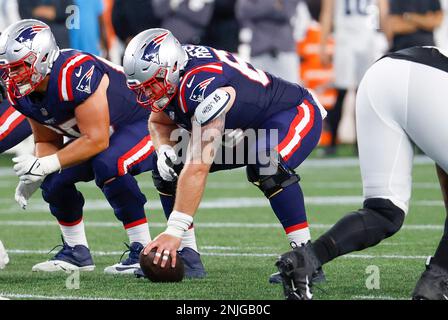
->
[[178, 247, 207, 279], [269, 266, 326, 284], [134, 247, 207, 279], [32, 237, 95, 272], [412, 257, 448, 300], [275, 241, 322, 300], [104, 242, 143, 275]]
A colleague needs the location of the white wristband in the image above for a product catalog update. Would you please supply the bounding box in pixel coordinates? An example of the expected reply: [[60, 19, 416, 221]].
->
[[164, 210, 193, 238], [39, 154, 61, 175]]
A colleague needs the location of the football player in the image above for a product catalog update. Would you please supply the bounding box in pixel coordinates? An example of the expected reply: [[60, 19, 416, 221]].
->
[[0, 20, 205, 278], [319, 0, 383, 155], [122, 29, 327, 278], [276, 46, 448, 300]]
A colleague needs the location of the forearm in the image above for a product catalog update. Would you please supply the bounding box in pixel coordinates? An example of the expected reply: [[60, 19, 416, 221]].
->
[[406, 12, 444, 32], [35, 141, 62, 158], [149, 120, 178, 150], [55, 135, 108, 168], [173, 164, 209, 215]]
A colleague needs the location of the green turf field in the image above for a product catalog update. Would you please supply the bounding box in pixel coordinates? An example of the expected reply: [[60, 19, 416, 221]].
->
[[0, 152, 445, 300]]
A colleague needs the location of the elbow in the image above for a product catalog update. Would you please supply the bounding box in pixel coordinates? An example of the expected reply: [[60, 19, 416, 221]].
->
[[89, 136, 109, 154]]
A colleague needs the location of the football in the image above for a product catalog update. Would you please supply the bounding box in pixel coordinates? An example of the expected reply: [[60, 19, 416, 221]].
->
[[139, 249, 184, 282]]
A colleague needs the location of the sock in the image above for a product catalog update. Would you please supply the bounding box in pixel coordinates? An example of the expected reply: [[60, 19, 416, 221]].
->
[[159, 194, 175, 220], [286, 224, 311, 246], [268, 183, 310, 245], [126, 221, 151, 246], [59, 219, 88, 248], [179, 225, 198, 252]]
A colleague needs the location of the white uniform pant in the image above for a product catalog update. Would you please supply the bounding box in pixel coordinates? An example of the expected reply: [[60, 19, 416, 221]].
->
[[357, 57, 448, 214]]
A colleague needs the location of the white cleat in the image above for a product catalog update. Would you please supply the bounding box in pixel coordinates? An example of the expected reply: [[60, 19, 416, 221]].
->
[[104, 262, 140, 275], [32, 260, 95, 273], [0, 241, 9, 270], [104, 242, 143, 275]]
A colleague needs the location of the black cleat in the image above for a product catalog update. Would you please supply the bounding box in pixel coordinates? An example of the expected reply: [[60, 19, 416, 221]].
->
[[269, 267, 326, 285], [412, 257, 448, 300], [275, 242, 322, 300]]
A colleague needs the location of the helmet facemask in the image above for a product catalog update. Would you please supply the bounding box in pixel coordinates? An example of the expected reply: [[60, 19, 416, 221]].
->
[[129, 64, 178, 112], [0, 51, 45, 98]]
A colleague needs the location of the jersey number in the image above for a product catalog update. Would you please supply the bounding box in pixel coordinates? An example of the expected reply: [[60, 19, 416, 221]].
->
[[345, 0, 371, 16], [214, 50, 270, 87]]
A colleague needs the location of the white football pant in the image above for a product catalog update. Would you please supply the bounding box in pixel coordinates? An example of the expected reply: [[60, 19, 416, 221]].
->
[[356, 57, 448, 214]]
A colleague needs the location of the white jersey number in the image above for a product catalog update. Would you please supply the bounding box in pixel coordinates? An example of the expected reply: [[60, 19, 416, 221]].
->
[[213, 49, 270, 87], [345, 0, 371, 15]]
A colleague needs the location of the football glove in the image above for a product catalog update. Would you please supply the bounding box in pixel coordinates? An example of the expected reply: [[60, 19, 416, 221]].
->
[[15, 180, 42, 210], [13, 154, 61, 184], [157, 145, 178, 182]]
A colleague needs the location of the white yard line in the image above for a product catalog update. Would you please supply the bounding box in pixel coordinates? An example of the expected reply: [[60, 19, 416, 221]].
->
[[0, 220, 443, 231], [0, 196, 446, 215], [5, 249, 428, 260], [0, 293, 121, 300], [351, 295, 407, 300]]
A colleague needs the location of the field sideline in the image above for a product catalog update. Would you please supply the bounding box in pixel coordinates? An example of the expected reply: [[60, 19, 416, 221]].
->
[[0, 153, 445, 300]]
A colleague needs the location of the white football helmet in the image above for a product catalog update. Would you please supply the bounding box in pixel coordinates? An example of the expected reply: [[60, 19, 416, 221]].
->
[[123, 28, 188, 112], [0, 19, 60, 98]]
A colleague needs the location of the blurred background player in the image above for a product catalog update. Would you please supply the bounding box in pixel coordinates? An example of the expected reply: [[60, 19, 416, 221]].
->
[[236, 0, 301, 84], [319, 0, 385, 156], [152, 0, 214, 45], [276, 46, 448, 300], [0, 20, 204, 277], [385, 0, 443, 52], [68, 0, 109, 59], [18, 0, 73, 48]]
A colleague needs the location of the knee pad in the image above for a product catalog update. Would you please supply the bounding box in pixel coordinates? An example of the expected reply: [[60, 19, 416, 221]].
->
[[246, 156, 300, 199], [363, 198, 405, 237], [152, 170, 178, 196]]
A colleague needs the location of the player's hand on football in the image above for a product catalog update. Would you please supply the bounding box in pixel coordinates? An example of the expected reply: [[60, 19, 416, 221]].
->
[[143, 233, 182, 268], [156, 145, 178, 182], [14, 180, 42, 210]]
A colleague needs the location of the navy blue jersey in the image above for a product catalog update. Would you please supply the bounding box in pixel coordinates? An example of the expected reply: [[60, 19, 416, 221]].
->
[[164, 45, 310, 131], [9, 50, 150, 138]]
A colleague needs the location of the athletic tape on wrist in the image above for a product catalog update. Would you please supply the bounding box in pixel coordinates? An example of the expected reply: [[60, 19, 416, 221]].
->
[[165, 211, 193, 238]]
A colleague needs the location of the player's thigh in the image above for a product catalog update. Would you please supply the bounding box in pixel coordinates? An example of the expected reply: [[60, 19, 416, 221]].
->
[[356, 60, 414, 213], [92, 119, 156, 183], [406, 62, 448, 173], [257, 97, 323, 170]]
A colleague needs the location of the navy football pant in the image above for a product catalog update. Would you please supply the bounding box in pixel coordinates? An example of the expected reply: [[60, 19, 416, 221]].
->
[[211, 95, 323, 235], [41, 119, 157, 229], [0, 100, 32, 153]]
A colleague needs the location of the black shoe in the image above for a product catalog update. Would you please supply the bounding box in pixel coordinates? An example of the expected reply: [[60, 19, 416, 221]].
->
[[412, 257, 448, 300], [275, 242, 322, 300], [269, 267, 326, 285]]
